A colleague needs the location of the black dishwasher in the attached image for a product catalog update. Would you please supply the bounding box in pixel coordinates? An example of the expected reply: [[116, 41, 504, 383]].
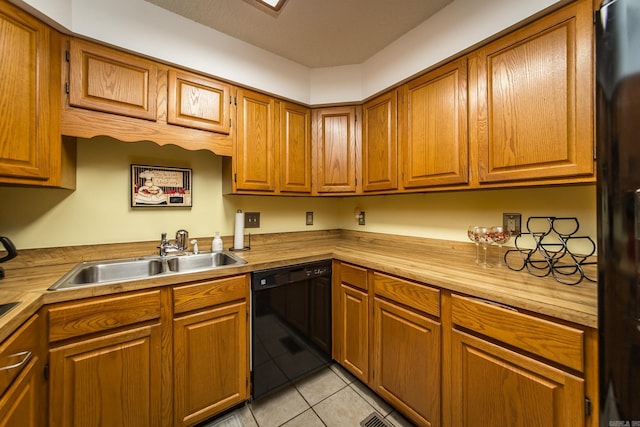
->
[[251, 260, 332, 400]]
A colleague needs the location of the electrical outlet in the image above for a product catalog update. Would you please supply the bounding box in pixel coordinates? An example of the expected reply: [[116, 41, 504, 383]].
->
[[306, 211, 314, 225], [358, 211, 366, 225], [503, 213, 521, 236], [245, 212, 260, 228]]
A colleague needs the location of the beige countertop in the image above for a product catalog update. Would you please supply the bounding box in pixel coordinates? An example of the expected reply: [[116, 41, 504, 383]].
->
[[0, 230, 598, 342]]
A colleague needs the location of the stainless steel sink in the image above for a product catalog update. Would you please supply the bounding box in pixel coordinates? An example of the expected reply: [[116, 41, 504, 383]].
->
[[165, 251, 244, 272], [49, 251, 246, 290]]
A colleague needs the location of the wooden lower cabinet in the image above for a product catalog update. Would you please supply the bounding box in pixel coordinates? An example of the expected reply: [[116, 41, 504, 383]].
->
[[49, 323, 163, 427], [333, 263, 596, 427], [0, 314, 45, 427], [0, 355, 41, 427], [373, 297, 441, 427], [45, 276, 250, 427], [338, 283, 369, 383], [173, 301, 248, 426], [450, 329, 584, 426], [334, 263, 442, 426], [448, 293, 593, 427]]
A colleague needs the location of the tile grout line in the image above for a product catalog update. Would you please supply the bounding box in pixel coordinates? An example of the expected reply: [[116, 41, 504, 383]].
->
[[246, 402, 261, 427], [285, 363, 356, 427], [244, 363, 396, 427], [301, 366, 384, 427]]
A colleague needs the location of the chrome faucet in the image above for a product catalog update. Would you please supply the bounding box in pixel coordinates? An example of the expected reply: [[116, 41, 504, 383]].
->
[[157, 229, 189, 256]]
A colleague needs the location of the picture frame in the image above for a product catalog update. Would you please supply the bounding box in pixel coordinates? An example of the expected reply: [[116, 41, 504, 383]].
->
[[131, 164, 192, 208]]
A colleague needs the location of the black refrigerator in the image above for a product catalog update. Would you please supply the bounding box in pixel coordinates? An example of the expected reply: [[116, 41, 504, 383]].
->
[[596, 0, 640, 425]]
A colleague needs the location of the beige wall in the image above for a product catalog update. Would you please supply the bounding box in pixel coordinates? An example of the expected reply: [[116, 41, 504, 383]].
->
[[0, 137, 596, 251], [338, 187, 596, 251], [0, 137, 343, 249]]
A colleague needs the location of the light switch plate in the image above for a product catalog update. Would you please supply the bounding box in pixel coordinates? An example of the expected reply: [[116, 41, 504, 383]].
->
[[306, 211, 313, 225], [245, 212, 260, 228]]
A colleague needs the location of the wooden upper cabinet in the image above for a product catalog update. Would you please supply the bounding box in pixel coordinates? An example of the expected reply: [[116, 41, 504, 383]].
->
[[471, 0, 594, 184], [236, 88, 276, 192], [400, 58, 469, 189], [0, 1, 52, 182], [63, 38, 232, 156], [312, 106, 360, 194], [68, 38, 158, 121], [167, 68, 231, 134], [362, 90, 398, 192], [280, 101, 311, 193]]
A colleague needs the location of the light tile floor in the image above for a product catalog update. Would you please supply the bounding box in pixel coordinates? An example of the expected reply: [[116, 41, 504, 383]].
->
[[201, 364, 415, 427]]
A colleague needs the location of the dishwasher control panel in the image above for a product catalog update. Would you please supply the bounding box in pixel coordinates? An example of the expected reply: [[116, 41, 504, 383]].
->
[[251, 260, 331, 290]]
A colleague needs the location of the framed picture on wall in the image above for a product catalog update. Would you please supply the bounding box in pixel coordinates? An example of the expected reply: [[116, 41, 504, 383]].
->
[[131, 164, 192, 208]]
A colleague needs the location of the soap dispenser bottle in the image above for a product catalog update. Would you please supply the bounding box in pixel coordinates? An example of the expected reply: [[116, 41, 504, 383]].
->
[[212, 232, 223, 252]]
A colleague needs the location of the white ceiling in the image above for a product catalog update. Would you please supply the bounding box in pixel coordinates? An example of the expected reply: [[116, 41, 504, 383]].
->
[[143, 0, 453, 68]]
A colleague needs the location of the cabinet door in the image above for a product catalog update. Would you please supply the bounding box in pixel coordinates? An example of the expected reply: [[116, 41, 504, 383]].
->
[[0, 1, 52, 181], [0, 314, 44, 427], [173, 301, 248, 427], [339, 284, 369, 383], [373, 297, 440, 427], [401, 58, 468, 188], [68, 38, 158, 120], [313, 106, 360, 193], [362, 90, 398, 192], [451, 329, 585, 426], [280, 101, 311, 193], [49, 324, 163, 427], [471, 0, 594, 183], [236, 88, 276, 191], [167, 69, 231, 134], [0, 357, 40, 427]]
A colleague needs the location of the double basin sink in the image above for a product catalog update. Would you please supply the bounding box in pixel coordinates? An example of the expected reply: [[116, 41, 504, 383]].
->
[[49, 251, 246, 290]]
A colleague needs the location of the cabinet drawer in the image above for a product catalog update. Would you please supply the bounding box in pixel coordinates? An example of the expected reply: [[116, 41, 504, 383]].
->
[[373, 272, 440, 317], [451, 294, 584, 372], [0, 314, 40, 396], [173, 275, 248, 315], [339, 263, 368, 291], [48, 290, 161, 342]]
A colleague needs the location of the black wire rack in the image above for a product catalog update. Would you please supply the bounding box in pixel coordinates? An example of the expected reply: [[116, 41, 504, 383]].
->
[[504, 216, 597, 285]]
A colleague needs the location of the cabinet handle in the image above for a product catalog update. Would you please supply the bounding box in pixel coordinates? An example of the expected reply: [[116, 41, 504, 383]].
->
[[0, 351, 32, 371]]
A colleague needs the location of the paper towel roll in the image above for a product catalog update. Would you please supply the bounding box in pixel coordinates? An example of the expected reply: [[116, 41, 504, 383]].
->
[[234, 210, 245, 250]]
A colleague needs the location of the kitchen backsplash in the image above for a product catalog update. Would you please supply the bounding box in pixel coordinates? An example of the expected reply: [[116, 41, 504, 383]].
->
[[0, 136, 596, 250]]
